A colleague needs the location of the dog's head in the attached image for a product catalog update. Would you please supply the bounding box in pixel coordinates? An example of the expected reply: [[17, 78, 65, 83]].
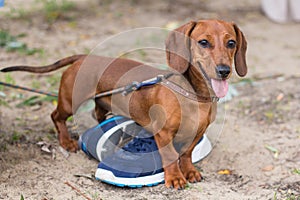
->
[[165, 19, 247, 98]]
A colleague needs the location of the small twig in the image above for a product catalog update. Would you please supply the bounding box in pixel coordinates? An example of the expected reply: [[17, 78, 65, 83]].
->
[[64, 181, 92, 200], [74, 174, 94, 180]]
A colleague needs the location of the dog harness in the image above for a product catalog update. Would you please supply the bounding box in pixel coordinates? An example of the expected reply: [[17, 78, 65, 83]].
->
[[160, 77, 219, 102]]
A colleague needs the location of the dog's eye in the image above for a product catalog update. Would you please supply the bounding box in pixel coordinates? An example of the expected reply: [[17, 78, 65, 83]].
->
[[198, 39, 210, 48], [227, 40, 236, 49]]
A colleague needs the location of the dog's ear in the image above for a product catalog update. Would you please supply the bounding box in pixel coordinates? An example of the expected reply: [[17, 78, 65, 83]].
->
[[233, 23, 248, 77], [165, 21, 197, 73]]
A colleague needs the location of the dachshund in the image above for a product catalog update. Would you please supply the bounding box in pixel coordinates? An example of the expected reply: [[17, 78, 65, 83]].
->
[[1, 19, 247, 189]]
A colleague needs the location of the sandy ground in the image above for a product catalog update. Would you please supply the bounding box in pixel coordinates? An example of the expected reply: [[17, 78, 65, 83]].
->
[[0, 0, 299, 199]]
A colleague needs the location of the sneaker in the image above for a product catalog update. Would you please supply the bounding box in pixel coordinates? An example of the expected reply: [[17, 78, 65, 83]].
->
[[95, 130, 164, 188], [79, 116, 212, 187], [79, 116, 212, 163], [92, 121, 212, 188]]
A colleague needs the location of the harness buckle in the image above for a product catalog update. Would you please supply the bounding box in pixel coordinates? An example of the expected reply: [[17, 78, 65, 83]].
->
[[211, 97, 220, 102], [122, 81, 140, 96]]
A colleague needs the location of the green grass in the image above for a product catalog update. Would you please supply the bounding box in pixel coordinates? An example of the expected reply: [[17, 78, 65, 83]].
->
[[273, 190, 300, 200], [292, 168, 300, 175], [46, 74, 61, 89], [16, 95, 57, 108], [0, 30, 43, 55], [5, 0, 76, 24], [4, 74, 16, 85], [6, 7, 31, 21], [284, 194, 298, 200], [39, 0, 76, 23], [0, 98, 9, 107], [31, 80, 41, 89], [274, 191, 277, 200], [0, 74, 16, 91], [11, 131, 22, 142]]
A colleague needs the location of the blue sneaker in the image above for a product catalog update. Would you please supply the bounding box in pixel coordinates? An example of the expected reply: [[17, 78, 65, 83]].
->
[[95, 130, 164, 187], [79, 116, 212, 187], [93, 125, 212, 188]]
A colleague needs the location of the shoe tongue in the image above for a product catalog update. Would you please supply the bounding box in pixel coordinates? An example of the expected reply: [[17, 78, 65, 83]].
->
[[211, 79, 228, 98], [123, 136, 155, 153]]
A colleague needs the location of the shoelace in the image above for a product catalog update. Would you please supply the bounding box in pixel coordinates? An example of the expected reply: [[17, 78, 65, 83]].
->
[[123, 137, 156, 153]]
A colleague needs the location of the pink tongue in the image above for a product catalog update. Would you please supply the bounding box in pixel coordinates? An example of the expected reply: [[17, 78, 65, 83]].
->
[[211, 79, 229, 98]]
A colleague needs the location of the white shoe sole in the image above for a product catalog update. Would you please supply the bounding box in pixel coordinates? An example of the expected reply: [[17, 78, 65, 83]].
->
[[95, 169, 165, 188], [191, 134, 212, 163]]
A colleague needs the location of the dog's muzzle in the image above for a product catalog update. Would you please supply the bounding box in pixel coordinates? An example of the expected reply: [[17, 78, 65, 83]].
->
[[215, 65, 231, 79]]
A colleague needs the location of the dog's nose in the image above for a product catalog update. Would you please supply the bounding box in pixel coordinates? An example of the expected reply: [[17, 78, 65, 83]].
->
[[216, 65, 231, 79]]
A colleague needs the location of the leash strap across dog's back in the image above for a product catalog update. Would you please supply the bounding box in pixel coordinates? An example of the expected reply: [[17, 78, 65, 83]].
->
[[94, 73, 174, 99]]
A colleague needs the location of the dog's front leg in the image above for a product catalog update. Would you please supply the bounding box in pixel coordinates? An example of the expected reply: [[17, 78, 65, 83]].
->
[[178, 132, 204, 183], [154, 129, 187, 189]]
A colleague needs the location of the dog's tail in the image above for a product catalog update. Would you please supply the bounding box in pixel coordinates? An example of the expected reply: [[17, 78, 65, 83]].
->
[[1, 54, 86, 73]]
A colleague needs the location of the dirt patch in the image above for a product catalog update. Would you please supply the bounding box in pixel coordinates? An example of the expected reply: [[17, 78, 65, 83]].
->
[[1, 0, 300, 199]]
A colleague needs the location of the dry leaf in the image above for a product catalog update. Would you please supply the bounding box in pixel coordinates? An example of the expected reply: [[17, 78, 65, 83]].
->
[[37, 141, 53, 154], [79, 34, 90, 40], [276, 93, 284, 101], [36, 141, 46, 146], [68, 40, 77, 47], [262, 165, 274, 171], [52, 100, 57, 106], [218, 169, 232, 175], [41, 145, 52, 153]]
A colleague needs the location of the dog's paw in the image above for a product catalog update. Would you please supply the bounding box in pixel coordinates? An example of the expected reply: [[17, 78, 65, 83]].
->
[[180, 161, 202, 183], [183, 169, 202, 183], [165, 173, 187, 190], [164, 163, 187, 189], [60, 139, 79, 152]]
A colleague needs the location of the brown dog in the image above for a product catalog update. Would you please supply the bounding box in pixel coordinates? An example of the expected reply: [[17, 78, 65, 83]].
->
[[1, 19, 247, 189]]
